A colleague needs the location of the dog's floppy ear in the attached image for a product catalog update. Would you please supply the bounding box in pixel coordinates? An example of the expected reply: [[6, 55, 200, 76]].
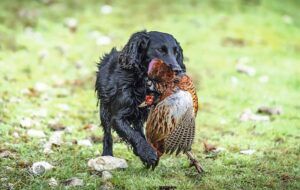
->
[[175, 39, 186, 72], [119, 31, 150, 70]]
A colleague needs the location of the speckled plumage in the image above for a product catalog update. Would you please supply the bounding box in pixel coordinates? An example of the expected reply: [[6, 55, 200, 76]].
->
[[145, 59, 198, 158]]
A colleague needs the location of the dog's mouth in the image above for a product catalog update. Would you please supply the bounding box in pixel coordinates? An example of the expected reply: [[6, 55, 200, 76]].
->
[[147, 58, 160, 75], [148, 58, 184, 76]]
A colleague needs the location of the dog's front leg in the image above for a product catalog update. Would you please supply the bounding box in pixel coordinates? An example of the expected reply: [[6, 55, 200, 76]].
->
[[111, 115, 157, 167], [133, 120, 146, 139]]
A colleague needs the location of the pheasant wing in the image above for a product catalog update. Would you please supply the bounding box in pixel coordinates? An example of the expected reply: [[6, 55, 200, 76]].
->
[[164, 107, 195, 155], [146, 103, 174, 145]]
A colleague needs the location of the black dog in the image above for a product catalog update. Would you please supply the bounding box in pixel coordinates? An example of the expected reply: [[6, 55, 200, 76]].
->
[[95, 31, 186, 167]]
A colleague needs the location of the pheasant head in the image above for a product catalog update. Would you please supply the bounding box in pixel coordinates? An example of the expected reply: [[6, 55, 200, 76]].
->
[[145, 59, 198, 115]]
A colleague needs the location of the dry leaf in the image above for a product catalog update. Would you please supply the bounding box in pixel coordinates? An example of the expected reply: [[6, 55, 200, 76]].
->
[[222, 37, 245, 47], [48, 123, 66, 131], [83, 124, 98, 131], [212, 147, 226, 153], [17, 160, 31, 168], [90, 135, 103, 143], [203, 141, 216, 152], [257, 106, 282, 116], [0, 150, 16, 159]]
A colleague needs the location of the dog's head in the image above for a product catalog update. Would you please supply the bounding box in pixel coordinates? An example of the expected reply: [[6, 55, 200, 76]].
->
[[119, 31, 185, 75]]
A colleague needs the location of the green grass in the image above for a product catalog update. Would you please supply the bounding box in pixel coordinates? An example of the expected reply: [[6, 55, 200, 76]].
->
[[0, 0, 300, 189]]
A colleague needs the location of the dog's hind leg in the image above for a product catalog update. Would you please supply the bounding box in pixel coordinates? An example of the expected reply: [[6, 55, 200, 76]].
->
[[100, 105, 113, 156]]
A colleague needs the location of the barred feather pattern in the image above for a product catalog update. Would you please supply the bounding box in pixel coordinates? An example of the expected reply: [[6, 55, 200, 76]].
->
[[146, 90, 196, 156], [145, 59, 198, 157], [164, 107, 195, 155]]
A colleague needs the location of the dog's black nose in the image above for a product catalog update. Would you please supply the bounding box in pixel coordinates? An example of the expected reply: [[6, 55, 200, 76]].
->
[[174, 69, 184, 76]]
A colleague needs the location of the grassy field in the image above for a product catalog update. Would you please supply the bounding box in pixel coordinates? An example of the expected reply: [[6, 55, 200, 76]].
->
[[0, 0, 300, 189]]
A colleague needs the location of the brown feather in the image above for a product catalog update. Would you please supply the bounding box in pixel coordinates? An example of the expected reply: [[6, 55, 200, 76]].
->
[[145, 59, 198, 159]]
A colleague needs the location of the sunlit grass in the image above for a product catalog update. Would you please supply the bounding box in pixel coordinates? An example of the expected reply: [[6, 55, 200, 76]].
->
[[0, 0, 299, 189]]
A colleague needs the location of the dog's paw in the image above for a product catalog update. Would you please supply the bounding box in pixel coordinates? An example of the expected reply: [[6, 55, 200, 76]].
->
[[134, 139, 158, 167]]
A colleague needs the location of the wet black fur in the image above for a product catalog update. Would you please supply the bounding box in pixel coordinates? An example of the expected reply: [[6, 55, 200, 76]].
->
[[95, 30, 185, 167]]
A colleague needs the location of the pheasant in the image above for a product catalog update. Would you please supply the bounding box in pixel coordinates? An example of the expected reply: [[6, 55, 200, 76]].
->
[[140, 59, 204, 173]]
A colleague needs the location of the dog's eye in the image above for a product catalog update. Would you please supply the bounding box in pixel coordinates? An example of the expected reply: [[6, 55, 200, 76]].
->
[[173, 47, 178, 56], [156, 46, 167, 54]]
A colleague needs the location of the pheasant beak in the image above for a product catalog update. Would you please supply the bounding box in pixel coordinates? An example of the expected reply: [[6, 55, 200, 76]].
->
[[138, 101, 148, 108]]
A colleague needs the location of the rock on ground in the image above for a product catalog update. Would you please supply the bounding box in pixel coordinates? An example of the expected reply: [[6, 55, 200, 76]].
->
[[99, 182, 114, 190], [48, 177, 58, 187], [102, 171, 112, 181], [31, 161, 54, 175], [62, 177, 84, 187], [239, 109, 270, 122], [88, 156, 128, 172]]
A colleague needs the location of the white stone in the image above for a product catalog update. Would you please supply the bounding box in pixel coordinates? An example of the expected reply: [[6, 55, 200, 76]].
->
[[64, 126, 74, 134], [20, 117, 35, 128], [63, 177, 84, 187], [31, 108, 48, 117], [48, 177, 58, 187], [57, 104, 70, 111], [39, 49, 49, 60], [100, 5, 112, 14], [78, 139, 93, 147], [239, 109, 270, 122], [282, 15, 293, 24], [240, 149, 255, 155], [230, 76, 239, 86], [49, 131, 64, 146], [43, 142, 53, 154], [88, 156, 128, 171], [212, 147, 226, 153], [27, 129, 46, 138], [236, 64, 256, 76], [65, 18, 78, 29], [258, 75, 269, 83], [32, 161, 54, 175], [9, 97, 22, 103], [34, 82, 49, 92], [96, 36, 111, 46], [102, 171, 113, 181], [12, 132, 20, 138]]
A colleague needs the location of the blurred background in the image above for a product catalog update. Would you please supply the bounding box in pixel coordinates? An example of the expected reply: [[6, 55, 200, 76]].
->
[[0, 0, 299, 189]]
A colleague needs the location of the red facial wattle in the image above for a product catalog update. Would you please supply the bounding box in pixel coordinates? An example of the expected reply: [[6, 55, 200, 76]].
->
[[145, 95, 154, 106]]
